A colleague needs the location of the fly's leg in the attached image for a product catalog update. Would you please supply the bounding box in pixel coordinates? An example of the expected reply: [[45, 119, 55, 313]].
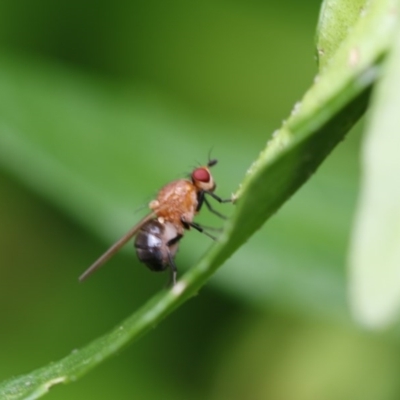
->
[[205, 191, 232, 204], [166, 234, 182, 286], [181, 217, 217, 240], [203, 197, 228, 220], [196, 190, 232, 219], [166, 251, 178, 286]]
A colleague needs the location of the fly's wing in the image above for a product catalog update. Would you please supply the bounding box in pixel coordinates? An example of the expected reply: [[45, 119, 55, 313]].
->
[[79, 212, 156, 282]]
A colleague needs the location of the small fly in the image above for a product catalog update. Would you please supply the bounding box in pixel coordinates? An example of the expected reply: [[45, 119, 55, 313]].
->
[[79, 159, 231, 285]]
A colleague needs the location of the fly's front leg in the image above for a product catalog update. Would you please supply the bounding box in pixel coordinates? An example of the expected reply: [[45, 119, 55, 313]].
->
[[197, 190, 232, 219], [205, 191, 232, 204], [203, 197, 227, 220]]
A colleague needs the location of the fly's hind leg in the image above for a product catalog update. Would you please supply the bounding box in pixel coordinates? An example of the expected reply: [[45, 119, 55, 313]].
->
[[166, 251, 178, 286], [166, 234, 182, 286]]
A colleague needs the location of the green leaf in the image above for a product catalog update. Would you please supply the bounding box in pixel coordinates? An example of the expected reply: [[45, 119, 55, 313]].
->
[[0, 0, 397, 397], [316, 0, 368, 68], [349, 11, 400, 328], [0, 53, 347, 318]]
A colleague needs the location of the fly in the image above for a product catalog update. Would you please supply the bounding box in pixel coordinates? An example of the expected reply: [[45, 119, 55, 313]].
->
[[79, 159, 231, 285]]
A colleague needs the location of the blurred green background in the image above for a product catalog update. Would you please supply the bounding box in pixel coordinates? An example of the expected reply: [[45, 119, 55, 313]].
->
[[1, 0, 400, 399]]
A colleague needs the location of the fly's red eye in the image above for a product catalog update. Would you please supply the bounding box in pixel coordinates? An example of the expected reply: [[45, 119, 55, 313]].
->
[[192, 168, 210, 182]]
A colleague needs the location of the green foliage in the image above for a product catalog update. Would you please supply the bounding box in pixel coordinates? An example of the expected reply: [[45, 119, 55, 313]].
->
[[316, 0, 367, 68], [0, 0, 400, 399], [349, 14, 400, 327]]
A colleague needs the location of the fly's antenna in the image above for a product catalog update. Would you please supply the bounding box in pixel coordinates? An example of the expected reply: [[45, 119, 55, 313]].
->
[[207, 147, 218, 168], [207, 147, 218, 167], [207, 158, 218, 168]]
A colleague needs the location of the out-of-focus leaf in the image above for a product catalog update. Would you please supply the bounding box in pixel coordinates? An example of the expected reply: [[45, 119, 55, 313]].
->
[[349, 17, 400, 328]]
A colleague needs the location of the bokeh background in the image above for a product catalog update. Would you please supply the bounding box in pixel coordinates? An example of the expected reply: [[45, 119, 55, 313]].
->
[[1, 0, 400, 399]]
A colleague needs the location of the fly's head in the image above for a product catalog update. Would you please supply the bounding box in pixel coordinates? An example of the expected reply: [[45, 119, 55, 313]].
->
[[191, 159, 218, 193]]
